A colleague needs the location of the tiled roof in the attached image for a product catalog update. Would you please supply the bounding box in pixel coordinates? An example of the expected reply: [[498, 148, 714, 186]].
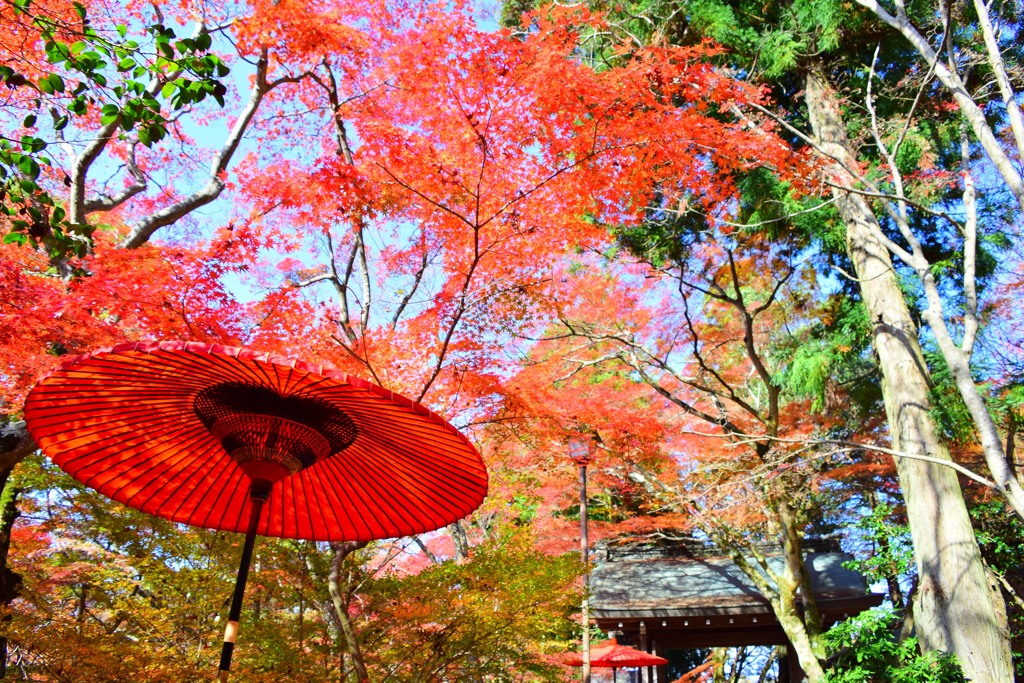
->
[[591, 552, 871, 618]]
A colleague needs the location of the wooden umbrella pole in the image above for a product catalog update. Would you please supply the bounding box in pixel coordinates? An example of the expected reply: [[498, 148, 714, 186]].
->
[[218, 483, 270, 682]]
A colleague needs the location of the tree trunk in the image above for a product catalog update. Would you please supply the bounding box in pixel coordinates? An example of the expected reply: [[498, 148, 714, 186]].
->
[[707, 513, 826, 682], [328, 541, 370, 683], [772, 574, 825, 683], [776, 491, 824, 653], [0, 422, 32, 678], [0, 465, 23, 678], [710, 647, 727, 683], [804, 67, 1013, 682], [0, 422, 33, 473]]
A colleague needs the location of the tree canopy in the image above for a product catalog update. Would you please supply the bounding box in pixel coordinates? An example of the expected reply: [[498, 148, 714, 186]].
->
[[2, 0, 1023, 680]]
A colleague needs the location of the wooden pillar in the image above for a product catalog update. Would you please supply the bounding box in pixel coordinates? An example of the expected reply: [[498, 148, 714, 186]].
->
[[653, 639, 667, 683], [639, 622, 650, 683]]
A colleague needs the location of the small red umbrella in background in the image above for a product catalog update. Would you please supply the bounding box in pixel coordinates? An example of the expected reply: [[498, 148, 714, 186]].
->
[[565, 638, 669, 683], [24, 341, 488, 681]]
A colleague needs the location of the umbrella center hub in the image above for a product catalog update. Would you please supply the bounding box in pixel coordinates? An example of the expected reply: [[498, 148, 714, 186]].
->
[[210, 413, 331, 482], [194, 383, 359, 484]]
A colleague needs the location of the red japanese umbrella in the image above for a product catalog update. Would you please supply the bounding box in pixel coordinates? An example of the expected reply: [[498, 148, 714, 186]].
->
[[565, 639, 668, 683], [24, 341, 488, 681]]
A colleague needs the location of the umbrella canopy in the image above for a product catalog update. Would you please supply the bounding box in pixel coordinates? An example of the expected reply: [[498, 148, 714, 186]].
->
[[565, 639, 668, 669], [25, 341, 489, 681], [24, 341, 488, 542]]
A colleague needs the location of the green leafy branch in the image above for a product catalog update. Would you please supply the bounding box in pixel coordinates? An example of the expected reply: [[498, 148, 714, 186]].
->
[[0, 0, 231, 264], [823, 607, 965, 683]]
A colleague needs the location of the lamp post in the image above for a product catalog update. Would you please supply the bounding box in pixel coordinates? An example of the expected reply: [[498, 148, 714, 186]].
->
[[569, 437, 595, 683]]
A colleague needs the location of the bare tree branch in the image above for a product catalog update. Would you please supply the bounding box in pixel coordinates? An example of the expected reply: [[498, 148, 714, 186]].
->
[[120, 49, 278, 248]]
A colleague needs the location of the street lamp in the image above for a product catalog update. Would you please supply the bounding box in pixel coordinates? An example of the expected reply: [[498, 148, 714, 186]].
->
[[569, 436, 596, 683]]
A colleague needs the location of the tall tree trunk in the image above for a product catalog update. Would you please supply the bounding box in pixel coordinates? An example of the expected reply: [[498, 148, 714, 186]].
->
[[0, 465, 23, 678], [328, 541, 370, 683], [0, 421, 32, 679], [804, 67, 1012, 682]]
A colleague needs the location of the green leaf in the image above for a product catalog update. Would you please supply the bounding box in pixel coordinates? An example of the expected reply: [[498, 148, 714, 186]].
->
[[45, 41, 71, 63], [116, 24, 127, 38], [20, 135, 46, 153], [100, 104, 120, 125], [3, 233, 28, 246], [147, 123, 166, 144], [23, 114, 36, 128], [73, 2, 86, 19], [19, 157, 40, 179], [211, 82, 227, 106]]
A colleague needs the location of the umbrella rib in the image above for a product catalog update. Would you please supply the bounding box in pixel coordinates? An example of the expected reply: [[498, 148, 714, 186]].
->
[[207, 473, 249, 532], [115, 433, 227, 519], [283, 475, 300, 538], [88, 426, 214, 496], [276, 476, 291, 538], [315, 453, 374, 540], [280, 365, 307, 397], [341, 440, 445, 536], [158, 442, 239, 524], [48, 420, 196, 474], [348, 440, 469, 527], [248, 354, 283, 394], [325, 448, 392, 539], [298, 469, 333, 540], [47, 409, 206, 470], [294, 474, 316, 540], [338, 415, 486, 490], [27, 399, 195, 429], [84, 354, 220, 387]]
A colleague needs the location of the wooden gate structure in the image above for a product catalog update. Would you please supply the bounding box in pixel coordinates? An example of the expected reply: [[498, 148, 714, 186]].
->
[[588, 541, 884, 682]]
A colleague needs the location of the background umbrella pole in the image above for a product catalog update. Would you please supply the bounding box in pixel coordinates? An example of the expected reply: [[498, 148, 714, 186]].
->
[[569, 438, 594, 683], [579, 459, 591, 683], [218, 483, 269, 682]]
